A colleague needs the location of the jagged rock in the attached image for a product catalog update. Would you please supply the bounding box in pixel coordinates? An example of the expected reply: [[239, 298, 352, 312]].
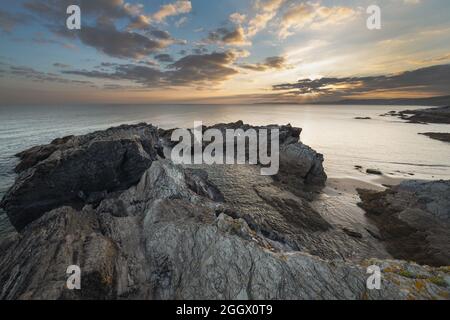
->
[[358, 180, 450, 267], [343, 228, 363, 239], [0, 124, 161, 231], [1, 160, 448, 300], [161, 121, 327, 187], [1, 122, 326, 233], [419, 132, 450, 143], [278, 142, 327, 186], [1, 124, 447, 300], [397, 106, 450, 124]]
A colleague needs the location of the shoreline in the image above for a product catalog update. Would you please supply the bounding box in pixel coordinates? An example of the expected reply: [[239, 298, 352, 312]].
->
[[0, 121, 449, 299]]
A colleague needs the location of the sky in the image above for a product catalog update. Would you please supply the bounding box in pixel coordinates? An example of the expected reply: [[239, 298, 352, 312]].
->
[[0, 0, 449, 105]]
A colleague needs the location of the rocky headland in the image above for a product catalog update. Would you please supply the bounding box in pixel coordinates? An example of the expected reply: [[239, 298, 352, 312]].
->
[[419, 132, 450, 143], [0, 122, 449, 300], [358, 180, 450, 267], [383, 105, 450, 124]]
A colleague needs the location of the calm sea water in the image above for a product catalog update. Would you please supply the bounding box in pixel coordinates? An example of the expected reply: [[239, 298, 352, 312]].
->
[[1, 104, 450, 235]]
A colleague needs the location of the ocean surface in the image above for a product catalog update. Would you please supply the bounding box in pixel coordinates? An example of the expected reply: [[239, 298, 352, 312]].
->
[[1, 104, 450, 235]]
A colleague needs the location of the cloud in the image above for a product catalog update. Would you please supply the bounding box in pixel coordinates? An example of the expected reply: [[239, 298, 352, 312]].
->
[[24, 0, 134, 21], [23, 0, 184, 59], [152, 0, 192, 23], [167, 51, 239, 85], [63, 51, 240, 87], [175, 16, 188, 28], [278, 3, 358, 39], [5, 65, 93, 85], [247, 0, 284, 37], [154, 53, 174, 63], [403, 0, 421, 4], [208, 26, 250, 46], [240, 56, 289, 71], [229, 12, 246, 25], [127, 14, 151, 30], [272, 64, 450, 99], [0, 9, 30, 33], [53, 63, 71, 68], [78, 24, 167, 59]]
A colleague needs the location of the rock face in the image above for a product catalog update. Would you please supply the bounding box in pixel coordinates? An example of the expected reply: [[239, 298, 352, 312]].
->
[[1, 160, 449, 300], [1, 124, 161, 231], [1, 121, 326, 232], [0, 124, 448, 300], [358, 180, 450, 267]]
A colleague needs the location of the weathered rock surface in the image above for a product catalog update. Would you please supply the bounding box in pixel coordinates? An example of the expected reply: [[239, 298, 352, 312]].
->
[[358, 180, 450, 267], [1, 124, 161, 231], [1, 160, 449, 300], [1, 121, 326, 232], [0, 124, 448, 300]]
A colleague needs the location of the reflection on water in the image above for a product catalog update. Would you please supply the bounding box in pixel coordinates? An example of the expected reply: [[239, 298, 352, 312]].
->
[[1, 104, 449, 235]]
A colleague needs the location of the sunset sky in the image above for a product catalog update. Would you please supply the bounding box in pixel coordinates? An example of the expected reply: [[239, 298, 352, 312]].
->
[[0, 0, 450, 105]]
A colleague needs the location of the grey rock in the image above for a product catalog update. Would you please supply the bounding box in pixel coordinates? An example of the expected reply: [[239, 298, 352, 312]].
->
[[0, 123, 160, 231], [278, 142, 327, 186], [419, 132, 450, 143], [1, 160, 448, 300], [1, 124, 448, 300], [358, 180, 450, 267], [366, 169, 382, 175]]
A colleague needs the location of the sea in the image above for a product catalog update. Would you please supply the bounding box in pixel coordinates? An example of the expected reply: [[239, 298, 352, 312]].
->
[[1, 104, 450, 236]]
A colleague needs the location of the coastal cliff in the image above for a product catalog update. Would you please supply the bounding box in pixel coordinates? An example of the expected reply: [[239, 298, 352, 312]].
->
[[0, 122, 449, 300]]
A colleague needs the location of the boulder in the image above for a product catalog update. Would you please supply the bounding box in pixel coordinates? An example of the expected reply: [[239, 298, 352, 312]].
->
[[358, 180, 450, 267]]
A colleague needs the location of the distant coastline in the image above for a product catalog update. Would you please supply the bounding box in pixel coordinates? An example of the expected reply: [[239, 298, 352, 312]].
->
[[311, 95, 450, 106]]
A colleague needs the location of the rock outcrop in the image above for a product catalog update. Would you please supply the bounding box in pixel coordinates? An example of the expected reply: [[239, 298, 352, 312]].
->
[[419, 132, 450, 143], [1, 121, 326, 232], [0, 123, 448, 300], [1, 160, 449, 300], [358, 180, 450, 267], [386, 106, 450, 124], [1, 124, 161, 231]]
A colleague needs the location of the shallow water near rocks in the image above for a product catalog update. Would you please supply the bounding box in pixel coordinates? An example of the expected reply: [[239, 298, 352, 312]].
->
[[1, 104, 449, 237]]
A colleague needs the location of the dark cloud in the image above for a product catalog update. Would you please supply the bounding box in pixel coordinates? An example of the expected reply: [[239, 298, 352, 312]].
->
[[207, 26, 249, 46], [154, 53, 174, 63], [148, 29, 172, 40], [6, 65, 93, 85], [77, 24, 166, 59], [273, 64, 450, 98], [63, 64, 164, 86], [167, 51, 239, 85], [240, 56, 288, 71], [53, 63, 71, 68], [63, 51, 239, 87], [192, 47, 208, 55], [138, 60, 158, 66], [23, 0, 179, 59], [24, 0, 134, 22]]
